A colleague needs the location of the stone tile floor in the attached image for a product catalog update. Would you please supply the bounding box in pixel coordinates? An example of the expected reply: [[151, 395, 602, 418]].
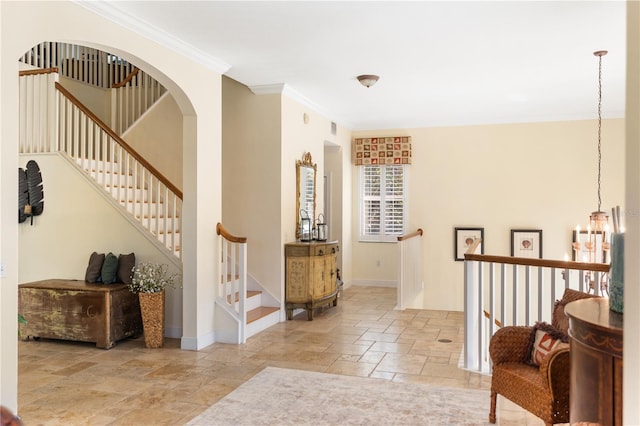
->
[[17, 286, 542, 425]]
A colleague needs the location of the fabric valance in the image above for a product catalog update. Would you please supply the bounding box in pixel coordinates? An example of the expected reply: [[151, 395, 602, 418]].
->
[[353, 136, 412, 165]]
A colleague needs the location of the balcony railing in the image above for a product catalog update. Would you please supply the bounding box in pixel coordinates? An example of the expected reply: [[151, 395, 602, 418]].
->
[[396, 228, 424, 310], [463, 252, 609, 374], [20, 42, 166, 135]]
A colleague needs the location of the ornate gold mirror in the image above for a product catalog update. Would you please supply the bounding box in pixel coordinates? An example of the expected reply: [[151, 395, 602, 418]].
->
[[296, 152, 317, 240]]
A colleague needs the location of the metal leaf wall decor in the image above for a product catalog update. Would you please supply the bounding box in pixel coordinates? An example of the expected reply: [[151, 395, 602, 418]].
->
[[18, 168, 29, 223], [18, 160, 44, 224]]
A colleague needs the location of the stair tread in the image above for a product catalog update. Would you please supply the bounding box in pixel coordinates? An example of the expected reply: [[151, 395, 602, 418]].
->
[[221, 273, 240, 283], [247, 306, 280, 324], [152, 229, 180, 235], [225, 290, 261, 304]]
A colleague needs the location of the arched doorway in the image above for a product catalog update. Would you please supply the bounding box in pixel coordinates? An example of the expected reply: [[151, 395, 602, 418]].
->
[[2, 1, 224, 410]]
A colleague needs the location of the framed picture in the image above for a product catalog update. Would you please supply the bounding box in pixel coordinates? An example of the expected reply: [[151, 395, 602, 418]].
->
[[511, 229, 543, 259], [572, 230, 606, 263], [454, 227, 484, 261]]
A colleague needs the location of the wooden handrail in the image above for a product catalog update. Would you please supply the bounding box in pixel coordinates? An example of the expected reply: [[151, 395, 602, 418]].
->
[[217, 223, 247, 243], [112, 67, 139, 88], [19, 67, 59, 76], [397, 228, 423, 241], [483, 310, 503, 328], [55, 82, 182, 199], [464, 253, 610, 273]]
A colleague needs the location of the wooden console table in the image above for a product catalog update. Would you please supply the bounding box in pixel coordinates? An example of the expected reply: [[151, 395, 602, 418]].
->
[[566, 297, 623, 425], [285, 240, 339, 320]]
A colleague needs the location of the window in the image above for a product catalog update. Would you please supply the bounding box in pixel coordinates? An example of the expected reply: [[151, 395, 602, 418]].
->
[[359, 164, 407, 242]]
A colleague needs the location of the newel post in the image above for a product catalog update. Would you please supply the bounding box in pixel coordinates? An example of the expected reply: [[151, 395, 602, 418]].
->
[[464, 256, 481, 371]]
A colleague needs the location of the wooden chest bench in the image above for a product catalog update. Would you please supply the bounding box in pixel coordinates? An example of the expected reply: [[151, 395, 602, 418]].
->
[[19, 279, 143, 349]]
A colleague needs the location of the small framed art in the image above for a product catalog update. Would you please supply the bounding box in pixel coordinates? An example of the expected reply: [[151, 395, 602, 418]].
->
[[454, 227, 484, 261], [511, 229, 543, 259]]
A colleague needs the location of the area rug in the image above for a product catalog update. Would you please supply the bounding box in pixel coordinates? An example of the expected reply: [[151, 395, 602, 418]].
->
[[186, 366, 491, 425]]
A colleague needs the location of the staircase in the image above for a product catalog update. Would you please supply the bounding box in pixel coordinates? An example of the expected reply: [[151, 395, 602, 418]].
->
[[55, 81, 183, 258], [216, 223, 280, 343], [230, 290, 279, 339], [73, 156, 182, 257], [19, 42, 281, 342]]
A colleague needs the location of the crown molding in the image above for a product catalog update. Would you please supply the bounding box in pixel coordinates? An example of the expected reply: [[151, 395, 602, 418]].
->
[[248, 83, 286, 96], [249, 83, 353, 130], [73, 1, 231, 74], [75, 1, 352, 129]]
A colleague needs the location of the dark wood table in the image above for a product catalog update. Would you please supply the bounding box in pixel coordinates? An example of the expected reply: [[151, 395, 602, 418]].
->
[[566, 297, 623, 425]]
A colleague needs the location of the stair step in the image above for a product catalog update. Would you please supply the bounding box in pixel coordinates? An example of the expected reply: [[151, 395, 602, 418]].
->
[[135, 213, 181, 220], [247, 306, 280, 324], [222, 273, 240, 284], [105, 182, 146, 189], [72, 156, 181, 258], [226, 290, 261, 304], [151, 229, 180, 236], [121, 199, 162, 205]]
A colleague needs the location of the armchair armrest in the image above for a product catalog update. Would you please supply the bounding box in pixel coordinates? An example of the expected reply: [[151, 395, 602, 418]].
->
[[539, 345, 571, 399], [489, 326, 533, 365]]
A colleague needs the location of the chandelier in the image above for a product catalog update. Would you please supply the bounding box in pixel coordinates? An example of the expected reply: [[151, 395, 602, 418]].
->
[[572, 50, 610, 294]]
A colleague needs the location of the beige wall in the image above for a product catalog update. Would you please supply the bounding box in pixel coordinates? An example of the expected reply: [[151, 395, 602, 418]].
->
[[280, 95, 354, 292], [222, 79, 353, 302], [281, 97, 326, 241], [222, 77, 282, 299], [324, 145, 344, 272], [353, 118, 625, 311], [124, 93, 184, 190], [59, 76, 110, 123], [57, 78, 184, 191], [18, 154, 183, 334]]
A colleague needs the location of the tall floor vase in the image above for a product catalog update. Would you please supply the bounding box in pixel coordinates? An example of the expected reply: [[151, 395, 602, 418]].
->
[[138, 291, 165, 348]]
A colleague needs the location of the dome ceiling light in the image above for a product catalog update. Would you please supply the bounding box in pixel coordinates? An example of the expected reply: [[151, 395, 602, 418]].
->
[[357, 74, 379, 88]]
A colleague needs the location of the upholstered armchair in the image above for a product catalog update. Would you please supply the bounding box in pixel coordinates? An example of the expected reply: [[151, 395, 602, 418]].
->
[[488, 288, 597, 426]]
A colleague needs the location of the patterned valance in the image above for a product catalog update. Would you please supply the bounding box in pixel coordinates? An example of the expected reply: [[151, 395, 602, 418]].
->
[[353, 136, 412, 165]]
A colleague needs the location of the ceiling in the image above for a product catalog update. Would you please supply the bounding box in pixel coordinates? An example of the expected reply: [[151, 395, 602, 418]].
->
[[80, 1, 626, 130]]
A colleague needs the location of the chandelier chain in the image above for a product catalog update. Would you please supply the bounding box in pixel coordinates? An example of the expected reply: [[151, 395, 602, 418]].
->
[[596, 53, 603, 212]]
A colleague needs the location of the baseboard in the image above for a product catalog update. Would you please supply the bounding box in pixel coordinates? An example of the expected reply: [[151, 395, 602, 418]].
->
[[165, 326, 182, 339], [350, 279, 397, 288], [181, 331, 216, 351]]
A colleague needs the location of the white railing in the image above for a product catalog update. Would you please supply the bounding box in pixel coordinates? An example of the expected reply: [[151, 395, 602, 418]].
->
[[19, 68, 59, 153], [20, 42, 166, 135], [18, 67, 181, 258], [396, 228, 424, 310], [21, 42, 135, 89], [216, 223, 248, 343], [112, 69, 167, 135], [463, 252, 610, 374], [54, 81, 182, 257]]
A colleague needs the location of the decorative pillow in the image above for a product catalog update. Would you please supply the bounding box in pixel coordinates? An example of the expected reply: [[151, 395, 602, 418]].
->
[[552, 288, 597, 334], [552, 300, 570, 335], [117, 253, 136, 284], [528, 321, 569, 366], [85, 252, 105, 283], [101, 252, 119, 284]]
